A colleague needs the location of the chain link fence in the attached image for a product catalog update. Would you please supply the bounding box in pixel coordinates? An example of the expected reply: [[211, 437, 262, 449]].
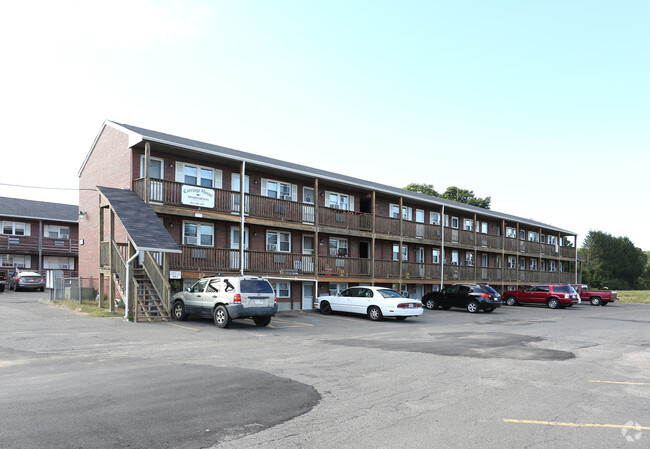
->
[[50, 276, 113, 305]]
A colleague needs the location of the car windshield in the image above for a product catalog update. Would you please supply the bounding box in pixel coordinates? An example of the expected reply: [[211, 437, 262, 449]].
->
[[378, 289, 404, 299], [240, 280, 274, 294], [554, 285, 574, 294]]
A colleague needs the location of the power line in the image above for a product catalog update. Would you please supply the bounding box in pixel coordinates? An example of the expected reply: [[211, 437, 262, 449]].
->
[[0, 183, 96, 192]]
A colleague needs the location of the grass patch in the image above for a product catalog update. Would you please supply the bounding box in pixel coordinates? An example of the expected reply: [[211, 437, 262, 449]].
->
[[617, 291, 650, 304], [50, 299, 125, 317]]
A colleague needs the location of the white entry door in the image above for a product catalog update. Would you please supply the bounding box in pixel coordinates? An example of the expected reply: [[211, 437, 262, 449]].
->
[[230, 226, 249, 270], [302, 235, 314, 273], [302, 283, 315, 310], [302, 187, 315, 223]]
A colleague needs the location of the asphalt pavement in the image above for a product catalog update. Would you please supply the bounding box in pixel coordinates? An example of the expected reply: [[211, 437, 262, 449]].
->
[[1, 290, 648, 448]]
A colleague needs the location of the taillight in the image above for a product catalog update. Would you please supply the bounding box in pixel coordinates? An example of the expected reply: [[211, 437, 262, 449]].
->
[[16, 276, 21, 282], [397, 303, 409, 308], [480, 293, 490, 298], [234, 294, 241, 303]]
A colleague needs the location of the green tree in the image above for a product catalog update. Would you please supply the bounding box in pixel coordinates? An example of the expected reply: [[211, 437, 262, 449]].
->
[[579, 231, 647, 289], [404, 183, 439, 197], [404, 183, 491, 209]]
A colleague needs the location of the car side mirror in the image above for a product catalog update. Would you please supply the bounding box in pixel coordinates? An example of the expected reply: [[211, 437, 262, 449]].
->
[[186, 287, 191, 292]]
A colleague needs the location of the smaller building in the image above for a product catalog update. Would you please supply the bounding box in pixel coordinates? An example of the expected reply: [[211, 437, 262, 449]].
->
[[0, 196, 79, 276]]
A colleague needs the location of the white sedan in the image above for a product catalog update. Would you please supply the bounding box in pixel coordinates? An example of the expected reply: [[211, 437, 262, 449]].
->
[[316, 286, 423, 321]]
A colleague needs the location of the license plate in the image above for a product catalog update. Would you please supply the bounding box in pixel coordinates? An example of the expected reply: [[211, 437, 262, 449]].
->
[[408, 303, 414, 308], [255, 299, 265, 305]]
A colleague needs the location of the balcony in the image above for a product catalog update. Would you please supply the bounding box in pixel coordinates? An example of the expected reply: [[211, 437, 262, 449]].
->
[[0, 235, 79, 255]]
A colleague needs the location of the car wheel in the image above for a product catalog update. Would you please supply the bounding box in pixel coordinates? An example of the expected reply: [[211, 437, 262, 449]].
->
[[253, 316, 272, 327], [172, 301, 188, 321], [484, 307, 495, 313], [367, 305, 383, 321], [395, 316, 407, 321], [424, 298, 437, 310], [466, 301, 479, 313], [590, 297, 602, 306], [213, 305, 232, 328], [505, 296, 518, 306], [547, 298, 560, 309], [320, 301, 332, 315]]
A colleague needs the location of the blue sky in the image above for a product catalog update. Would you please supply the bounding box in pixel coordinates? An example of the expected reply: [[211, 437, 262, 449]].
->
[[1, 0, 648, 249]]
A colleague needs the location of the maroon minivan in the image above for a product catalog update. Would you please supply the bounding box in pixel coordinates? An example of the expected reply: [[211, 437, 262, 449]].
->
[[502, 285, 579, 309]]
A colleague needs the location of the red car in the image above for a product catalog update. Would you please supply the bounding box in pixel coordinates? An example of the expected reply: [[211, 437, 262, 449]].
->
[[502, 284, 579, 309]]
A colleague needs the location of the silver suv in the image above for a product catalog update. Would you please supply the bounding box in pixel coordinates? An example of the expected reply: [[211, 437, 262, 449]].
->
[[172, 276, 277, 328]]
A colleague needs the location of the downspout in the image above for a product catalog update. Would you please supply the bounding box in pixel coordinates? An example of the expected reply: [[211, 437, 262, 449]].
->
[[240, 161, 246, 276], [125, 250, 140, 320], [440, 205, 445, 289]]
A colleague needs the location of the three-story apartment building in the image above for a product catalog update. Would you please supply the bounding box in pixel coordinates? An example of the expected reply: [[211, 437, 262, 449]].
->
[[0, 197, 79, 277], [78, 121, 578, 320]]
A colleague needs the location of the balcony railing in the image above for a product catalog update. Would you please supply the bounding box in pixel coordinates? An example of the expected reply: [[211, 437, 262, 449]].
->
[[132, 178, 578, 262], [319, 256, 371, 277], [401, 261, 441, 280], [0, 235, 79, 255]]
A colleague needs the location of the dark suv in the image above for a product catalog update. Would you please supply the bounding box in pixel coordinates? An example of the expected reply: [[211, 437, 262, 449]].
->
[[421, 283, 502, 313], [502, 284, 579, 309]]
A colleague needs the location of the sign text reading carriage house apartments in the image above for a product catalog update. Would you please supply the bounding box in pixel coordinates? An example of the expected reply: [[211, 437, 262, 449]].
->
[[181, 185, 215, 209]]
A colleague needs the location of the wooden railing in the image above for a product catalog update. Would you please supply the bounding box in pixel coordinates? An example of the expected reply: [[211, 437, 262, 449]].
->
[[142, 251, 170, 312], [401, 262, 441, 280], [0, 235, 79, 254], [318, 256, 371, 277], [319, 208, 372, 231], [402, 222, 442, 242], [375, 216, 400, 236], [374, 260, 400, 278]]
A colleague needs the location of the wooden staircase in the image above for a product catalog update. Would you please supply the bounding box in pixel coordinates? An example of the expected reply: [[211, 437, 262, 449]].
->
[[134, 269, 170, 322]]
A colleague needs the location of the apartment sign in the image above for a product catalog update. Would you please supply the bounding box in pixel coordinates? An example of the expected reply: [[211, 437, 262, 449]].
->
[[181, 185, 215, 208]]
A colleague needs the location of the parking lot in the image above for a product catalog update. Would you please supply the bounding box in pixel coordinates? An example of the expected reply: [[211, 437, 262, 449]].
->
[[1, 290, 649, 448]]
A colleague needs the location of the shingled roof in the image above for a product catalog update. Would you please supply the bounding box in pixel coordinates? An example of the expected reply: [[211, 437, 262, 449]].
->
[[83, 121, 576, 236], [97, 187, 180, 253], [0, 196, 78, 223]]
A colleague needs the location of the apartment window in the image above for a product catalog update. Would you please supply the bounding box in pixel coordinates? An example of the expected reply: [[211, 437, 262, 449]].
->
[[392, 244, 407, 261], [183, 222, 214, 246], [2, 221, 28, 236], [528, 232, 539, 242], [530, 259, 538, 270], [267, 231, 291, 252], [463, 219, 474, 231], [388, 204, 411, 219], [1, 254, 31, 268], [432, 249, 440, 264], [548, 236, 558, 245], [451, 217, 459, 229], [480, 222, 488, 234], [328, 192, 351, 210], [444, 214, 449, 227], [270, 281, 290, 298], [451, 250, 459, 265], [177, 162, 221, 188], [415, 209, 425, 223], [481, 254, 488, 267], [506, 227, 516, 238], [519, 230, 526, 240], [540, 260, 546, 271], [430, 212, 441, 225], [519, 258, 526, 270], [329, 238, 348, 256], [549, 261, 557, 272], [541, 234, 546, 244], [465, 252, 474, 266], [46, 226, 70, 239], [329, 283, 348, 296], [44, 256, 75, 270], [507, 256, 516, 269], [268, 180, 291, 199]]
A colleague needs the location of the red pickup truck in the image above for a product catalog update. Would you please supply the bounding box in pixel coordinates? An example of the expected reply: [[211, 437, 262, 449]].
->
[[571, 284, 618, 306]]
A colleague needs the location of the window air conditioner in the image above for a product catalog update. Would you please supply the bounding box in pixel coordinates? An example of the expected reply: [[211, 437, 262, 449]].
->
[[267, 244, 278, 251]]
